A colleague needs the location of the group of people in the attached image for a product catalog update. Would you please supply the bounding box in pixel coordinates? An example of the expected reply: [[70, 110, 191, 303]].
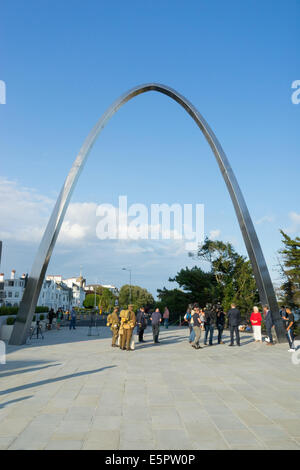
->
[[47, 301, 297, 353], [184, 302, 297, 351], [106, 305, 170, 350], [242, 304, 296, 351], [46, 308, 65, 330], [184, 303, 232, 349], [47, 307, 77, 330]]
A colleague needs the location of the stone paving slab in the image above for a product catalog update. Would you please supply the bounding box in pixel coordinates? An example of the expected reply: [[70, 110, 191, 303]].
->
[[0, 326, 300, 450]]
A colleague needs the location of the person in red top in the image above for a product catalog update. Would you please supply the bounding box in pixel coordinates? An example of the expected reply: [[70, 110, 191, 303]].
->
[[250, 306, 262, 342]]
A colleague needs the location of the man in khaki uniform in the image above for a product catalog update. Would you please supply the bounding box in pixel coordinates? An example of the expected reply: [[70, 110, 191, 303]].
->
[[120, 304, 136, 351], [107, 307, 120, 347]]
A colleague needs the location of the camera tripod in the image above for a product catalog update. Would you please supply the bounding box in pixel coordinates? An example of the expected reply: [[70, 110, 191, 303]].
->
[[29, 321, 44, 340]]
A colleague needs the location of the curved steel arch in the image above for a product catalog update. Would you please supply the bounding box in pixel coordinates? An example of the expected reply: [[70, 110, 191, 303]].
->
[[10, 83, 286, 344]]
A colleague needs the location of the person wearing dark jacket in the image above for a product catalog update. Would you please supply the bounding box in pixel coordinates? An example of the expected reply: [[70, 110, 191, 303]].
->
[[204, 305, 216, 346], [48, 308, 54, 329], [191, 305, 202, 349], [150, 308, 162, 343], [136, 306, 147, 342], [263, 305, 274, 345], [227, 303, 241, 346], [216, 307, 226, 344], [282, 308, 296, 352]]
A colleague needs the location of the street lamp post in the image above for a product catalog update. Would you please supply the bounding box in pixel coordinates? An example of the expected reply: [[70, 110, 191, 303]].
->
[[122, 268, 132, 304]]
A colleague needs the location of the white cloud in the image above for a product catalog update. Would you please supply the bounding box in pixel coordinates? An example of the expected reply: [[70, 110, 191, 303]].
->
[[209, 229, 221, 240], [285, 212, 300, 235], [0, 177, 53, 242], [0, 177, 196, 257], [59, 202, 98, 243], [255, 215, 275, 225]]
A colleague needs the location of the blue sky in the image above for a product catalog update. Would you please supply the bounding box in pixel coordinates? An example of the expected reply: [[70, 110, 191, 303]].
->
[[1, 0, 299, 297]]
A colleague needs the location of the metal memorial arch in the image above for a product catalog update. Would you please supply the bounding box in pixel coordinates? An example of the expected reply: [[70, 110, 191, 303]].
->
[[9, 83, 286, 345]]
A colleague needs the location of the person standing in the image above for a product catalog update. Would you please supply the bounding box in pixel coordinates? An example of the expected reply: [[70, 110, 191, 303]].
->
[[250, 306, 262, 342], [263, 305, 274, 345], [184, 306, 195, 343], [107, 307, 120, 347], [69, 307, 77, 330], [227, 303, 241, 346], [56, 308, 63, 330], [191, 305, 202, 349], [163, 307, 170, 329], [136, 306, 147, 342], [48, 308, 54, 330], [150, 308, 162, 343], [283, 308, 296, 352], [204, 304, 216, 346], [216, 307, 226, 344], [120, 305, 136, 351]]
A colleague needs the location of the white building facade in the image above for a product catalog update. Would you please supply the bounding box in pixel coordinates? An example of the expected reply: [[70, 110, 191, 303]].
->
[[85, 284, 119, 296], [0, 271, 26, 307], [62, 276, 86, 308], [0, 271, 86, 310], [38, 279, 71, 311]]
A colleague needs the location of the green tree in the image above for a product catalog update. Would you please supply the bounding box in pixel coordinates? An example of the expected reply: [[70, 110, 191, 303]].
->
[[83, 293, 100, 309], [195, 238, 259, 316], [118, 284, 154, 311], [157, 266, 219, 323], [278, 230, 300, 307], [168, 266, 219, 306], [84, 287, 116, 312], [156, 287, 190, 318]]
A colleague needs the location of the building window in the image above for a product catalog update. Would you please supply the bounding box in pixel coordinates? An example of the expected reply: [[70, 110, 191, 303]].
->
[[8, 292, 12, 297], [15, 292, 19, 297], [8, 281, 14, 287]]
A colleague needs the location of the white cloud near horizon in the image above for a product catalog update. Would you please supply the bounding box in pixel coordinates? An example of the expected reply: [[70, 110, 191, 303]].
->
[[0, 177, 202, 256], [209, 229, 221, 240], [1, 177, 291, 295], [285, 211, 300, 235], [0, 177, 204, 294]]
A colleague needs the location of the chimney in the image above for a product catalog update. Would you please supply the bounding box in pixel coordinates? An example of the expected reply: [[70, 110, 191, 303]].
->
[[11, 270, 16, 280], [0, 273, 4, 282]]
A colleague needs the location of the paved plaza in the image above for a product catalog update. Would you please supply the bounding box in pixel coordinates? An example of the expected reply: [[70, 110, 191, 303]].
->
[[0, 326, 300, 450]]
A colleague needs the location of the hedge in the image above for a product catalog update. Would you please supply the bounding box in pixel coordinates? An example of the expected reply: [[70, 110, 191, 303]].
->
[[0, 306, 18, 315], [0, 305, 49, 316]]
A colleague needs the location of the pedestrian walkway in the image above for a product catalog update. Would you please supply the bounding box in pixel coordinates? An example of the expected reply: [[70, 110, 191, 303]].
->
[[0, 326, 300, 450]]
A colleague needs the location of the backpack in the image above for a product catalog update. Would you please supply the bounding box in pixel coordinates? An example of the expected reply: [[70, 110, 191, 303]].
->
[[120, 309, 130, 322], [184, 312, 191, 322]]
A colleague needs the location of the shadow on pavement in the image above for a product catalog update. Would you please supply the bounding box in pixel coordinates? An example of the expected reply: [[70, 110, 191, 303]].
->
[[0, 395, 34, 408], [135, 337, 188, 349], [0, 365, 116, 396], [6, 327, 112, 354], [0, 363, 61, 378], [0, 359, 60, 372]]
